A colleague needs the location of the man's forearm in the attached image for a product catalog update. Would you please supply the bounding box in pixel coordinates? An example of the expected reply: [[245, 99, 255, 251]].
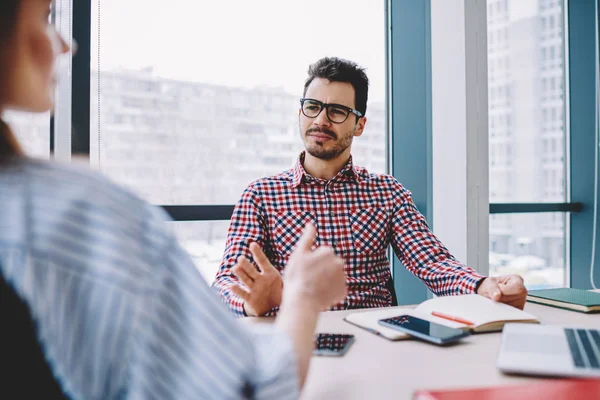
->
[[419, 261, 485, 296]]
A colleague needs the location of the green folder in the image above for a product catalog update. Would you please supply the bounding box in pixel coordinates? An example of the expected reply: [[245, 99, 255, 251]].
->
[[526, 288, 600, 313]]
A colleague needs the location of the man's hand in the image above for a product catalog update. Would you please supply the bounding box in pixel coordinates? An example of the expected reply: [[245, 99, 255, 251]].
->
[[477, 274, 528, 309], [230, 243, 283, 316]]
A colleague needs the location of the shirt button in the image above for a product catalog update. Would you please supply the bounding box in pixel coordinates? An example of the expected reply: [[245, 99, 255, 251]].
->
[[332, 241, 338, 247], [330, 211, 335, 217]]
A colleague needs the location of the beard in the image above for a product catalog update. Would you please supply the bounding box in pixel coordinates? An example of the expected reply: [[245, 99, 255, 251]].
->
[[303, 126, 354, 161]]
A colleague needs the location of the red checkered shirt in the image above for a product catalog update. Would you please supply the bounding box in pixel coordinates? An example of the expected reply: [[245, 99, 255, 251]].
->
[[213, 152, 485, 317]]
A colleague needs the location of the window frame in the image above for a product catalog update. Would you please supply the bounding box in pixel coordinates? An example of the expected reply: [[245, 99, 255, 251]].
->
[[55, 0, 595, 304], [389, 0, 588, 304]]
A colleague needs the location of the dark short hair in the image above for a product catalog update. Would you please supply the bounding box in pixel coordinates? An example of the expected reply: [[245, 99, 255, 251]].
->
[[303, 57, 369, 117]]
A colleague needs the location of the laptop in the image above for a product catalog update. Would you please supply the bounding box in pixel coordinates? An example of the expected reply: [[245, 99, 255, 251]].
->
[[497, 323, 600, 378]]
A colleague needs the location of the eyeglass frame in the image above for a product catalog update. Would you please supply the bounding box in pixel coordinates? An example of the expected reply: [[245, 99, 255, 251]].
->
[[299, 98, 364, 124]]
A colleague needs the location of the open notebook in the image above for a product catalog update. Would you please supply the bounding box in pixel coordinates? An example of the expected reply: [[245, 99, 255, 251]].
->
[[344, 294, 539, 340]]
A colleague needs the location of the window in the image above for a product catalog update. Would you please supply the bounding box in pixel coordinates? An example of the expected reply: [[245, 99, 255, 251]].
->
[[487, 0, 567, 288], [91, 0, 387, 280], [541, 46, 547, 64], [167, 221, 230, 283], [91, 0, 386, 206], [489, 213, 567, 290]]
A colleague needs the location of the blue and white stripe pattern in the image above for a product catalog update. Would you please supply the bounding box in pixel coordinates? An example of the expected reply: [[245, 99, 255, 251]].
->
[[0, 159, 298, 400]]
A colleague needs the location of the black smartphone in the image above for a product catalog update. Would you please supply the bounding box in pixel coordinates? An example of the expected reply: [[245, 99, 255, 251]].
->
[[378, 315, 470, 345], [313, 333, 355, 356]]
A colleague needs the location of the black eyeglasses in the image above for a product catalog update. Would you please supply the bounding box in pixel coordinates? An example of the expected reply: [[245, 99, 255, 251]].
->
[[300, 98, 363, 124]]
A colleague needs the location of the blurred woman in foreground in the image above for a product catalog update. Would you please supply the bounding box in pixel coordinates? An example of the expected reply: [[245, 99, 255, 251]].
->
[[0, 1, 347, 398]]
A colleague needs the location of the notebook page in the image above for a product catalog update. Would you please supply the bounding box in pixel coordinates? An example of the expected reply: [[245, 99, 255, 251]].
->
[[415, 294, 538, 327]]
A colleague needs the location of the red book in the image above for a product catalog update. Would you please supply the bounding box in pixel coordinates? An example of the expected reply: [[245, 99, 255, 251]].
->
[[413, 379, 600, 400]]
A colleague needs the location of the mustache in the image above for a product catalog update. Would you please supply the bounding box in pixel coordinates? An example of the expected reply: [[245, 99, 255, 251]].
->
[[306, 127, 337, 139]]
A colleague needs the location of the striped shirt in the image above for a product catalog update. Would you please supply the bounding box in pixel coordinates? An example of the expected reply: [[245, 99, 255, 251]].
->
[[0, 159, 298, 400], [214, 152, 485, 317]]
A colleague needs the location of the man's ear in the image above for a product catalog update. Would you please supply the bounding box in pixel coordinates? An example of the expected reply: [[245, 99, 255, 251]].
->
[[354, 116, 367, 137]]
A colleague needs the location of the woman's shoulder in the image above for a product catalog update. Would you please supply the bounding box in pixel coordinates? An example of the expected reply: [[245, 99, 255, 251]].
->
[[11, 158, 170, 226]]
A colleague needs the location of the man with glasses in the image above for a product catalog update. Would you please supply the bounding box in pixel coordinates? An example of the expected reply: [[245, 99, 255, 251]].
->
[[213, 57, 527, 317]]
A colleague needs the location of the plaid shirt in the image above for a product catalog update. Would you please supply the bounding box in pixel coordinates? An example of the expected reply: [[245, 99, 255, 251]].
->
[[213, 152, 485, 317]]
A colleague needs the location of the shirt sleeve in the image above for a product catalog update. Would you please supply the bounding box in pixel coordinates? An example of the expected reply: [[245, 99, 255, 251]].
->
[[128, 235, 299, 400], [389, 182, 485, 295], [212, 185, 270, 317]]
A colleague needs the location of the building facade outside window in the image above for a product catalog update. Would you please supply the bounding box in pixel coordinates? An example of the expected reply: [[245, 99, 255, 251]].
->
[[90, 0, 387, 281], [487, 0, 567, 289]]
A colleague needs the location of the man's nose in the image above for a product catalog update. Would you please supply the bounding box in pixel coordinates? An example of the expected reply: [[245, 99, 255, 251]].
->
[[314, 107, 331, 126]]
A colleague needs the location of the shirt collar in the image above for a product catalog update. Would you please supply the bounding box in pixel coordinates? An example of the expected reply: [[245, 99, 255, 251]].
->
[[290, 151, 362, 188]]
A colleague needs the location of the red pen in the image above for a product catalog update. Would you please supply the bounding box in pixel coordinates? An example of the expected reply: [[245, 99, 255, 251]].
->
[[431, 311, 474, 326]]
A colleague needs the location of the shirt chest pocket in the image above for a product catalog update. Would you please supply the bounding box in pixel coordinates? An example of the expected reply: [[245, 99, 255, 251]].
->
[[273, 211, 316, 257], [350, 208, 390, 254]]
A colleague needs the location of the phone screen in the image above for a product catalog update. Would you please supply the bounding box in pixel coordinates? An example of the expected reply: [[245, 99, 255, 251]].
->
[[313, 333, 355, 356], [378, 315, 470, 344]]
